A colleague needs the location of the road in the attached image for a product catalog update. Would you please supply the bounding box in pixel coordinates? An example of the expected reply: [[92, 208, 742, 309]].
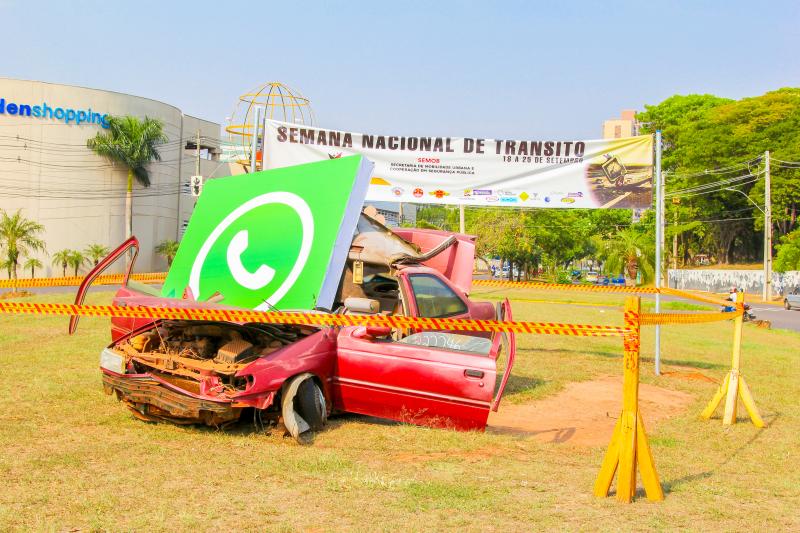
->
[[745, 303, 800, 331]]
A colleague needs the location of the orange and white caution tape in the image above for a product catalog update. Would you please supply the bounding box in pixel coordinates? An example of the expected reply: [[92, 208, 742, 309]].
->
[[0, 301, 629, 337], [473, 279, 733, 307], [0, 272, 167, 289], [640, 309, 741, 326]]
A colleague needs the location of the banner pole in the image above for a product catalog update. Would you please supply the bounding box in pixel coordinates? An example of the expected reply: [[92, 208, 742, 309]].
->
[[654, 130, 663, 376], [459, 204, 465, 234], [249, 106, 262, 173]]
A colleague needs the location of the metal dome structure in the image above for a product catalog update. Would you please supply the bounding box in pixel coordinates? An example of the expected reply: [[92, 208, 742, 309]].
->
[[226, 82, 315, 170]]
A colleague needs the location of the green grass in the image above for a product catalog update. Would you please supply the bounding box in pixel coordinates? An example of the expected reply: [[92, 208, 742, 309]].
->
[[0, 288, 798, 531]]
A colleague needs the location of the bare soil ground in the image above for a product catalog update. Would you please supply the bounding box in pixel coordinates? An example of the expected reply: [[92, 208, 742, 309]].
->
[[488, 376, 693, 446]]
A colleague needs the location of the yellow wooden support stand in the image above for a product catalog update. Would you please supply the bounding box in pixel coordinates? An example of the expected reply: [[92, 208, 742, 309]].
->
[[594, 297, 664, 503], [701, 291, 764, 427]]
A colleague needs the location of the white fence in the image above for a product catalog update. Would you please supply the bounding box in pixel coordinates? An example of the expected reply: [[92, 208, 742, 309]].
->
[[667, 269, 800, 296]]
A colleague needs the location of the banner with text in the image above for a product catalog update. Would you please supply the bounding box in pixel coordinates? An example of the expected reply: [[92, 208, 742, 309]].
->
[[263, 120, 653, 209]]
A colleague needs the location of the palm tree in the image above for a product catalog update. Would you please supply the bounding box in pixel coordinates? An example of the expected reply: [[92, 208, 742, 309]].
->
[[601, 228, 654, 285], [154, 239, 180, 267], [0, 209, 46, 279], [67, 250, 87, 276], [86, 115, 168, 248], [23, 257, 43, 278], [85, 244, 110, 266], [52, 249, 72, 277]]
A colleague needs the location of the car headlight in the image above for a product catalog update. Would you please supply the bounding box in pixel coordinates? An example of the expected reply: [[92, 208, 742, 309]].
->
[[100, 348, 125, 374]]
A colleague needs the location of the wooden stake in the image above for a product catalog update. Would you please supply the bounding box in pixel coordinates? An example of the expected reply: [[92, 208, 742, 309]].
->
[[594, 296, 663, 503], [701, 291, 764, 428]]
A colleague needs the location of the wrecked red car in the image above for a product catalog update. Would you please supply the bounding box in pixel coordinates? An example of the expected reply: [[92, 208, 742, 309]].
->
[[73, 215, 515, 442]]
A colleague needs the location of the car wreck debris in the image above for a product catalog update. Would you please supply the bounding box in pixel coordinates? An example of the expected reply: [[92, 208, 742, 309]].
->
[[79, 211, 515, 444]]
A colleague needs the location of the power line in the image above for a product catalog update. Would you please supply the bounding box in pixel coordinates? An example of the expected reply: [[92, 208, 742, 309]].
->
[[665, 172, 762, 198]]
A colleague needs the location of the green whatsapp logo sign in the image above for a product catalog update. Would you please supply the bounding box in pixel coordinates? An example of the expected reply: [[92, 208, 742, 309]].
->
[[163, 156, 373, 311], [189, 192, 313, 310]]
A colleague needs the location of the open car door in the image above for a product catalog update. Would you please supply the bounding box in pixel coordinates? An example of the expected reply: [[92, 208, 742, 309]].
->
[[69, 237, 161, 340], [332, 298, 516, 430]]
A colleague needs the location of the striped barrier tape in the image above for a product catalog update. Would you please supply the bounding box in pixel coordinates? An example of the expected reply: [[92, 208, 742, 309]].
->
[[473, 279, 732, 307], [0, 301, 629, 337], [2, 274, 736, 309], [474, 279, 659, 293], [0, 272, 167, 289], [640, 308, 742, 326]]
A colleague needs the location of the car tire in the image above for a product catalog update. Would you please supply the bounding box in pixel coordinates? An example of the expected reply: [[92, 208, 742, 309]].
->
[[295, 378, 325, 431], [786, 300, 792, 311]]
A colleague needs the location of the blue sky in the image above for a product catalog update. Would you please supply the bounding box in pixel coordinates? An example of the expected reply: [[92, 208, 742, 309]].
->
[[1, 0, 797, 139]]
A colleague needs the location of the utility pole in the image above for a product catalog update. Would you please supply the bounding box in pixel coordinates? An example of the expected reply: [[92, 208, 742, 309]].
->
[[764, 150, 772, 301], [654, 130, 663, 376], [459, 204, 465, 234], [398, 202, 404, 225], [672, 198, 680, 270]]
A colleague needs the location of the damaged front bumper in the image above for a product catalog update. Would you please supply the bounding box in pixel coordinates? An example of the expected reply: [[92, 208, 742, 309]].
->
[[101, 369, 276, 426]]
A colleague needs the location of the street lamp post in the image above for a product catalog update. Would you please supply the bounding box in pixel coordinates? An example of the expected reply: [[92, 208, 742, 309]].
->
[[724, 166, 771, 301]]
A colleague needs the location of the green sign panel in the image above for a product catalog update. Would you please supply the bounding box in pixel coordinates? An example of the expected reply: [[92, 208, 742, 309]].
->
[[162, 156, 373, 311]]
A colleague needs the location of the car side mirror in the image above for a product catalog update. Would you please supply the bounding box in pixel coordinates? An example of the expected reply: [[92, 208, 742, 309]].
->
[[353, 326, 392, 339]]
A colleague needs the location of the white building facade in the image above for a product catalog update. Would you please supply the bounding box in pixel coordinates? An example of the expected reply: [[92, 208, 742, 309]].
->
[[0, 78, 239, 274]]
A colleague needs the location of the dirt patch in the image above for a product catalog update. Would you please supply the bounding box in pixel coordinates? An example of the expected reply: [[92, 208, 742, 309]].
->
[[487, 376, 693, 446], [660, 365, 719, 384]]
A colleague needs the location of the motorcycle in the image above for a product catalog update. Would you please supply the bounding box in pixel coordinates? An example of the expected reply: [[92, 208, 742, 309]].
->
[[722, 301, 756, 321]]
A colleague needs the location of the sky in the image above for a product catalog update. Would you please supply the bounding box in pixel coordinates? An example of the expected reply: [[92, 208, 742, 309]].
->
[[1, 0, 798, 139]]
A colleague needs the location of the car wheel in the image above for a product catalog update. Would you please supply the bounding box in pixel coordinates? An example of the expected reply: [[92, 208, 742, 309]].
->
[[295, 378, 325, 431], [786, 300, 792, 310], [281, 373, 326, 444]]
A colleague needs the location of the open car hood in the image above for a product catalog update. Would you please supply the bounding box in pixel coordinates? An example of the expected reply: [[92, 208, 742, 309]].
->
[[351, 215, 476, 294]]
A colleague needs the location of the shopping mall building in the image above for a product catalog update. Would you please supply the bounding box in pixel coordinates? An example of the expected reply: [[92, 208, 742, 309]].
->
[[0, 77, 239, 274]]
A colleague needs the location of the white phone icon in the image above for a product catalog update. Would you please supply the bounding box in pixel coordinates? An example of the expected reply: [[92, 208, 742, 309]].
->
[[226, 230, 275, 290]]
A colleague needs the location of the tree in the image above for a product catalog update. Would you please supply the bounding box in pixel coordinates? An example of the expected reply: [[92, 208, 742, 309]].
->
[[85, 244, 110, 266], [52, 249, 72, 277], [0, 209, 46, 280], [67, 250, 87, 276], [23, 257, 43, 278], [86, 115, 168, 246], [638, 89, 800, 265], [774, 228, 800, 272], [600, 227, 655, 285], [155, 239, 180, 267]]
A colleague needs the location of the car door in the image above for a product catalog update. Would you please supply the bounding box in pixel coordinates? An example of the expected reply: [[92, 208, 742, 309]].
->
[[332, 299, 515, 430], [69, 237, 159, 340]]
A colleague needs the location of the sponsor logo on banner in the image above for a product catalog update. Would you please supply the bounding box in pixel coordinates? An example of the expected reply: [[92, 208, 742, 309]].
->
[[561, 197, 576, 204], [413, 188, 424, 198], [328, 152, 343, 159], [500, 197, 518, 203], [430, 189, 449, 199], [391, 187, 404, 197], [544, 196, 551, 203], [486, 196, 499, 202], [519, 192, 530, 201], [462, 189, 472, 197], [568, 192, 584, 198], [473, 189, 492, 196]]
